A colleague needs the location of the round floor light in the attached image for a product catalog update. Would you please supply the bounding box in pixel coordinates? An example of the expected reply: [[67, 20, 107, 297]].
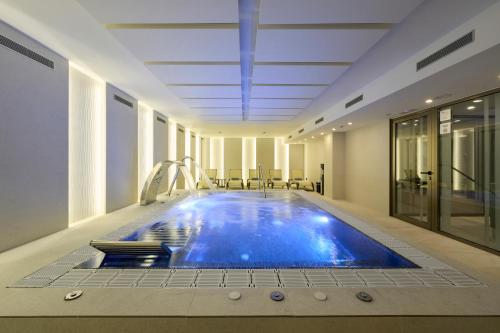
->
[[64, 290, 83, 301], [355, 291, 373, 303], [228, 291, 241, 301], [270, 291, 285, 302]]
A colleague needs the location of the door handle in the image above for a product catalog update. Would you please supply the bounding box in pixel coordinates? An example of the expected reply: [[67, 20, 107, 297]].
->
[[420, 171, 433, 176]]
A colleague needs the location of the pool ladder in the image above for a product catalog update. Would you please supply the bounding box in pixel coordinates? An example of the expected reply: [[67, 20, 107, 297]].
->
[[258, 163, 267, 198]]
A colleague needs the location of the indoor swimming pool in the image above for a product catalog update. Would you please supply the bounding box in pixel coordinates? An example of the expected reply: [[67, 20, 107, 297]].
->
[[99, 192, 418, 269]]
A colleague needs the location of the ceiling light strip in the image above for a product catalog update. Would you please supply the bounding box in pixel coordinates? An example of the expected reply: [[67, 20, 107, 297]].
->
[[145, 61, 240, 65], [253, 83, 329, 87], [258, 23, 392, 30], [106, 23, 239, 29], [238, 0, 260, 121], [254, 61, 352, 66]]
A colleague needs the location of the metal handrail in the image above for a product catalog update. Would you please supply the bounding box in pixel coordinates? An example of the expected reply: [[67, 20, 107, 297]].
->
[[258, 163, 267, 198], [452, 166, 475, 183]]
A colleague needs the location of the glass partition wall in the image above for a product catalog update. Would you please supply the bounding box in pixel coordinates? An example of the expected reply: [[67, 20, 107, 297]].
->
[[392, 90, 500, 253]]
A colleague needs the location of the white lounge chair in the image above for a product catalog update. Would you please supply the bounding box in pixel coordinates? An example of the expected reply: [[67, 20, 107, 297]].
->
[[226, 169, 244, 189], [247, 169, 265, 189], [289, 169, 314, 191], [269, 169, 288, 189]]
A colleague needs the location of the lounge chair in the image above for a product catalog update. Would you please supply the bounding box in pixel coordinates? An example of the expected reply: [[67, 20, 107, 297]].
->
[[196, 169, 218, 189], [288, 169, 314, 191], [226, 169, 244, 189], [269, 169, 288, 189], [247, 169, 265, 189]]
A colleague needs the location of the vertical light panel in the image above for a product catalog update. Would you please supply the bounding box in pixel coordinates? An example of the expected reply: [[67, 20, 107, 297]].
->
[[168, 120, 177, 187], [138, 102, 153, 199], [242, 137, 256, 180], [195, 134, 201, 182], [68, 64, 105, 224], [209, 137, 224, 179], [184, 128, 191, 189], [274, 137, 289, 181]]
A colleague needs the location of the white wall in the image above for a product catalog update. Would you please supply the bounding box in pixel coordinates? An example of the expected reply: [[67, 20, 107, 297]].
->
[[345, 120, 390, 215], [0, 21, 68, 252], [209, 137, 224, 179], [242, 137, 256, 181], [68, 65, 106, 223], [106, 84, 138, 212], [305, 139, 326, 184], [274, 137, 289, 181]]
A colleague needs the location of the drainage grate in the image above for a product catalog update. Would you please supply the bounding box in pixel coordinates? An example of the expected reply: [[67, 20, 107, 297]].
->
[[194, 269, 224, 288], [224, 269, 252, 288], [252, 270, 280, 288], [278, 269, 309, 288], [165, 270, 197, 288], [136, 270, 172, 288], [0, 34, 54, 69], [304, 269, 338, 287]]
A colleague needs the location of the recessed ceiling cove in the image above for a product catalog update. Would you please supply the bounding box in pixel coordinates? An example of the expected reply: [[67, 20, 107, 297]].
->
[[77, 0, 423, 133]]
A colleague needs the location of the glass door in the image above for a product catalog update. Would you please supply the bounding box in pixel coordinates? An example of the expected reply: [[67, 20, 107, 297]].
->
[[439, 92, 500, 251], [392, 113, 436, 229]]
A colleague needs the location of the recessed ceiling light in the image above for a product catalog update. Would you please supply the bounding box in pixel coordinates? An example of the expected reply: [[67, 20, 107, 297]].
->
[[402, 122, 408, 125], [473, 99, 482, 103], [320, 132, 324, 135], [311, 136, 315, 139], [347, 122, 353, 126], [454, 119, 461, 123], [414, 119, 419, 122], [425, 99, 433, 104], [467, 106, 476, 110], [332, 128, 336, 131]]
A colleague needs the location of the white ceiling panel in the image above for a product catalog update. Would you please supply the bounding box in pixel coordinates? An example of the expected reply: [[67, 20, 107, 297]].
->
[[192, 108, 242, 115], [110, 29, 240, 61], [184, 99, 242, 108], [255, 29, 388, 62], [253, 65, 348, 84], [247, 115, 295, 121], [168, 85, 241, 98], [78, 0, 239, 23], [248, 108, 302, 116], [147, 64, 241, 84], [259, 0, 423, 24], [250, 99, 311, 109], [251, 85, 327, 98]]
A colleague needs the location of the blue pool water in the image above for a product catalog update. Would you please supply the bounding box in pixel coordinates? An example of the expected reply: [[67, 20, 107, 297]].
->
[[113, 192, 417, 269]]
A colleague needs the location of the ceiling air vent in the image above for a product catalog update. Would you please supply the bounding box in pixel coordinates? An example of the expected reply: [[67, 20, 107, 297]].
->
[[114, 95, 133, 108], [345, 94, 363, 109], [0, 34, 54, 69], [315, 117, 324, 125], [156, 116, 166, 124], [417, 31, 474, 71], [298, 128, 304, 134]]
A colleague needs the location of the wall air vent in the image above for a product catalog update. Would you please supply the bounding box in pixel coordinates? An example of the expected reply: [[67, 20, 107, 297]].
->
[[288, 135, 292, 139], [156, 116, 166, 124], [298, 128, 304, 134], [315, 117, 324, 125], [178, 127, 185, 133], [345, 95, 363, 109], [417, 31, 474, 71], [0, 34, 54, 69], [113, 95, 133, 108]]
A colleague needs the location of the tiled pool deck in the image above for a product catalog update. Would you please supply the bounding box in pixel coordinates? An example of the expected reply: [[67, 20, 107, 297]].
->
[[10, 191, 482, 289]]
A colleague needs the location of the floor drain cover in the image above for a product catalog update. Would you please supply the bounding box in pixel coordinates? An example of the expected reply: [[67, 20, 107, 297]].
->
[[356, 291, 373, 302], [270, 291, 285, 302], [64, 290, 83, 301]]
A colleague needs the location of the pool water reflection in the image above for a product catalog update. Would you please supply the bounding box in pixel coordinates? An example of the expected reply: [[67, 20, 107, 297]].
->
[[120, 192, 418, 269]]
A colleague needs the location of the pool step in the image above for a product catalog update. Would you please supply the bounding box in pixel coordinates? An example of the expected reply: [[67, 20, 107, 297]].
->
[[90, 240, 173, 255]]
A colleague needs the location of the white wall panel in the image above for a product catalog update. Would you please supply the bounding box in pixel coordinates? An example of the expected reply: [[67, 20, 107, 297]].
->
[[106, 84, 138, 212], [0, 21, 68, 252], [274, 137, 289, 181], [69, 66, 106, 223], [242, 137, 257, 181], [138, 103, 154, 197]]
